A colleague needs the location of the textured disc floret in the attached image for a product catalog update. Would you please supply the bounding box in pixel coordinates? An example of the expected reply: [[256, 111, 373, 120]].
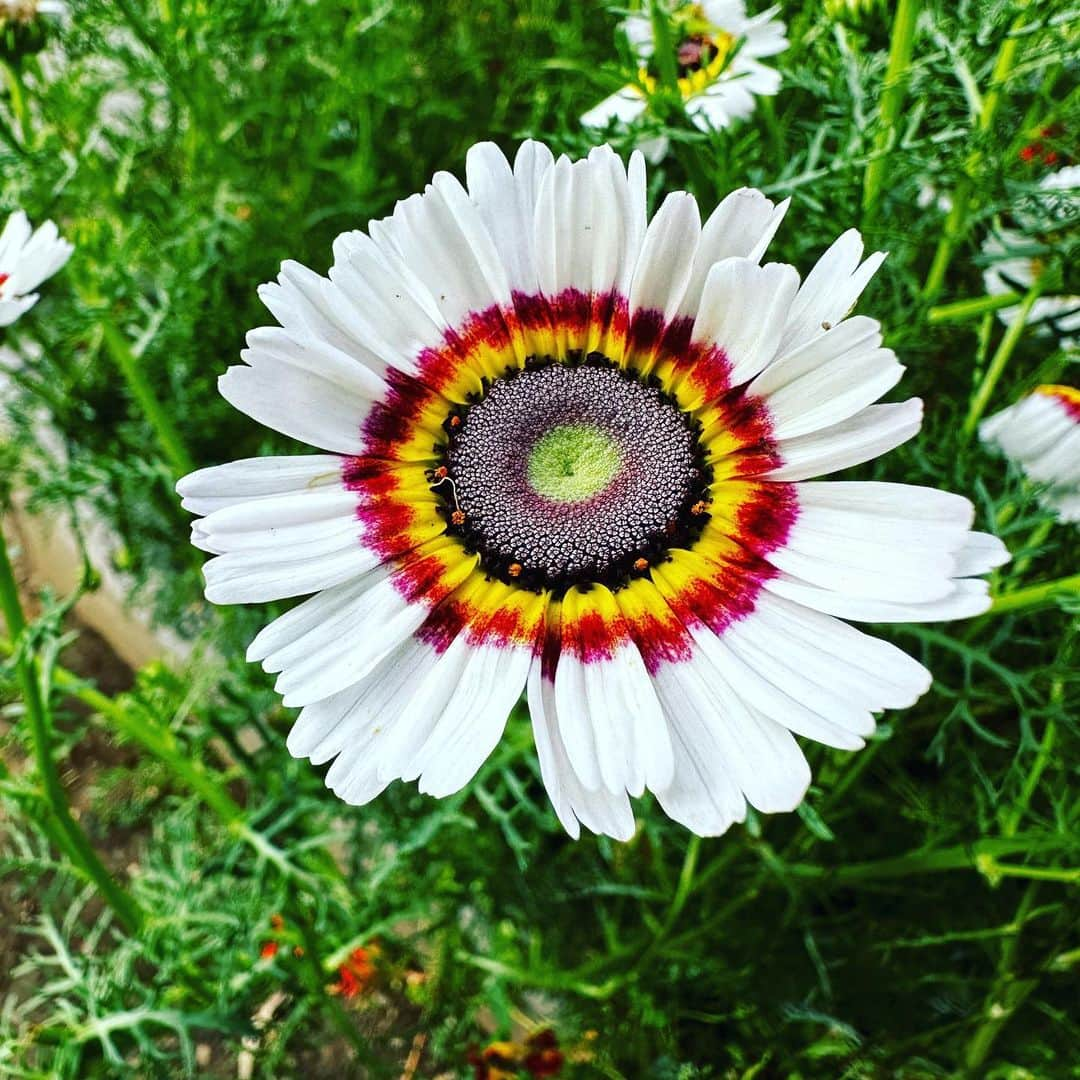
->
[[180, 139, 1011, 842], [439, 357, 711, 592]]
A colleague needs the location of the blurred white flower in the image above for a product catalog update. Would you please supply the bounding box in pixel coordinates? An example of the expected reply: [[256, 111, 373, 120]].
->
[[0, 210, 74, 327], [582, 1, 787, 142], [981, 386, 1080, 523], [981, 166, 1080, 340]]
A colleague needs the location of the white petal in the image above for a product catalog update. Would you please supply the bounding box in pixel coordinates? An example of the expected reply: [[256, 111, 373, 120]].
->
[[202, 543, 377, 605], [264, 566, 433, 706], [778, 230, 886, 357], [527, 657, 636, 840], [412, 642, 532, 797], [0, 295, 38, 326], [581, 86, 647, 128], [767, 399, 923, 481], [327, 236, 447, 378], [680, 188, 790, 315], [368, 174, 514, 329], [177, 455, 343, 516], [650, 665, 748, 836], [690, 258, 799, 386], [218, 357, 371, 454], [768, 524, 958, 603], [465, 140, 553, 296], [952, 531, 1011, 577], [758, 345, 904, 441], [764, 573, 992, 622], [684, 621, 872, 750], [628, 192, 701, 323]]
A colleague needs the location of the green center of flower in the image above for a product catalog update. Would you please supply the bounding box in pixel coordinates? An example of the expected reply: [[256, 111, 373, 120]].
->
[[527, 423, 622, 503]]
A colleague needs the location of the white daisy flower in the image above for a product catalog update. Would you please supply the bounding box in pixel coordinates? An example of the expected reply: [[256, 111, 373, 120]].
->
[[0, 210, 73, 327], [178, 141, 1008, 840], [980, 386, 1080, 524], [981, 166, 1080, 340], [582, 1, 787, 139]]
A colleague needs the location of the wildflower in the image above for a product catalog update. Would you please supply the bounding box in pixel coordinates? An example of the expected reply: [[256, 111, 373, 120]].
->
[[0, 210, 73, 327], [582, 1, 787, 141], [329, 945, 377, 999], [980, 386, 1080, 524], [522, 1029, 564, 1077], [258, 914, 285, 959], [468, 1030, 564, 1079], [1019, 125, 1066, 168], [178, 140, 1008, 840], [981, 166, 1080, 341]]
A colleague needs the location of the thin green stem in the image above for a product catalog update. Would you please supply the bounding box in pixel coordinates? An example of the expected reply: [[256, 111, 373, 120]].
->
[[961, 885, 1041, 1075], [987, 573, 1080, 616], [961, 279, 1044, 439], [99, 319, 196, 478], [0, 528, 144, 933], [928, 291, 1022, 324], [784, 834, 1070, 883], [1010, 517, 1055, 580], [862, 0, 921, 218], [649, 0, 680, 95], [632, 834, 702, 974], [1002, 680, 1061, 838], [58, 671, 244, 825], [922, 5, 1029, 300], [0, 60, 31, 145]]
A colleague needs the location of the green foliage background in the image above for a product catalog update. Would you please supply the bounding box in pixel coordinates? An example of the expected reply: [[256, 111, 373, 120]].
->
[[0, 0, 1077, 1076]]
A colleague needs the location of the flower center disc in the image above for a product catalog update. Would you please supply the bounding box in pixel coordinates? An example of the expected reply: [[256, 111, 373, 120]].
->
[[439, 356, 712, 593], [526, 424, 622, 503]]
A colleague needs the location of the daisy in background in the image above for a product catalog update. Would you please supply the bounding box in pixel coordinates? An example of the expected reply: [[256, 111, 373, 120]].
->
[[980, 386, 1080, 524], [981, 166, 1080, 341], [582, 1, 786, 150], [0, 209, 73, 327], [178, 140, 1008, 841]]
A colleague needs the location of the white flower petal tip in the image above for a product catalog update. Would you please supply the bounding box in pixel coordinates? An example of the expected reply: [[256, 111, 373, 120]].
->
[[181, 139, 1002, 839], [0, 209, 74, 325], [579, 0, 787, 145], [980, 386, 1080, 524]]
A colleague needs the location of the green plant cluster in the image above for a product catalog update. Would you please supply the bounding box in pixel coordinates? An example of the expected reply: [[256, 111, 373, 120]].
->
[[0, 1, 1077, 1077]]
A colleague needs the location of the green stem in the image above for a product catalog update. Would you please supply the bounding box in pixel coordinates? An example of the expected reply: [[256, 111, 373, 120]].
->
[[922, 5, 1029, 300], [633, 834, 702, 973], [928, 291, 1022, 324], [649, 0, 680, 94], [987, 573, 1080, 616], [0, 528, 144, 934], [784, 834, 1069, 883], [862, 0, 921, 219], [961, 280, 1043, 440], [1009, 517, 1055, 580], [0, 59, 31, 146], [961, 885, 1041, 1075], [1002, 679, 1061, 838], [99, 320, 195, 478], [58, 672, 244, 825]]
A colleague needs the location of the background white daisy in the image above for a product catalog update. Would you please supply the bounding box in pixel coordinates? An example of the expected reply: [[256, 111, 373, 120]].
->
[[981, 166, 1080, 340], [582, 1, 787, 140], [0, 209, 73, 327], [980, 386, 1080, 523]]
